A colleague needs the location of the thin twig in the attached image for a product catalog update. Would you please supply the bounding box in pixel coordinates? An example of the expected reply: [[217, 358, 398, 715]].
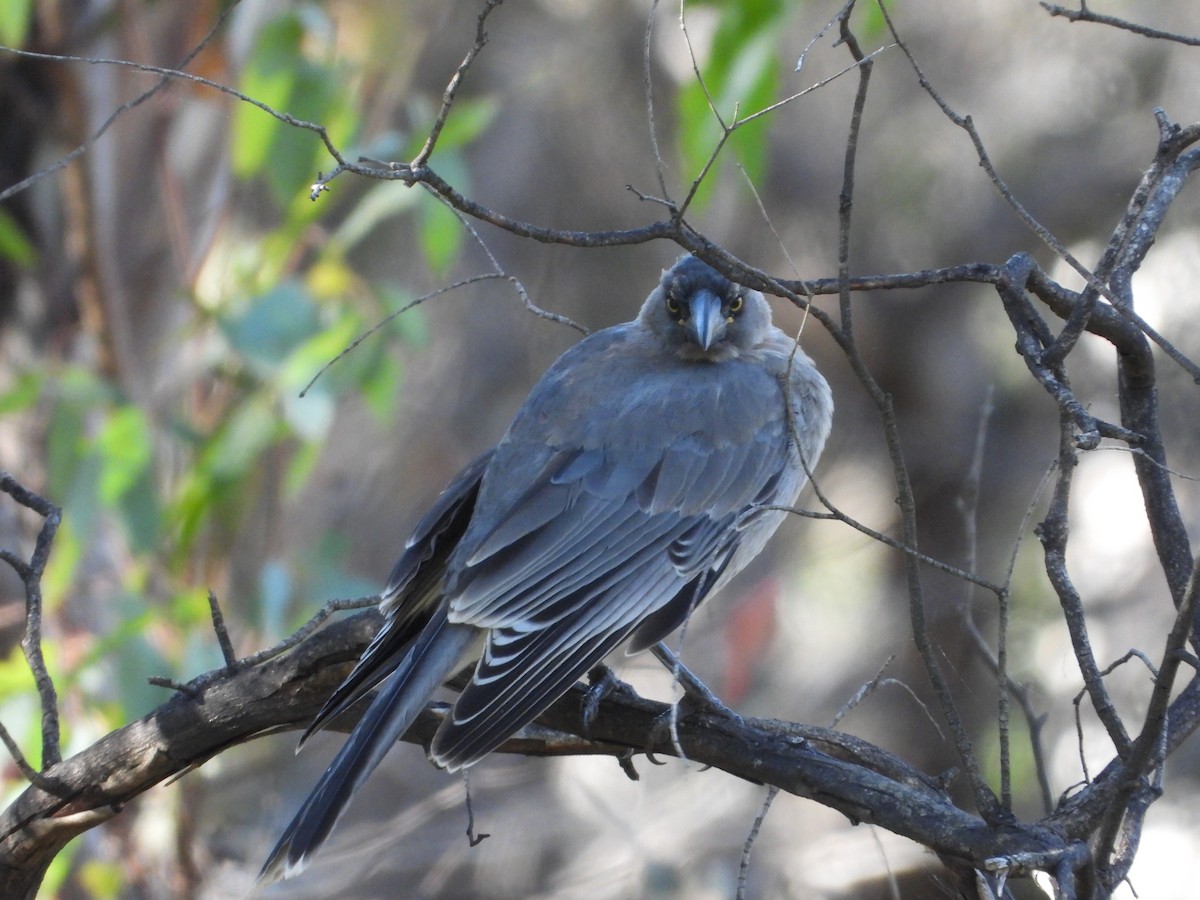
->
[[0, 2, 243, 204], [148, 677, 201, 699], [0, 719, 51, 787], [1095, 558, 1200, 888], [796, 0, 857, 72], [207, 591, 239, 671], [834, 0, 871, 339], [235, 595, 378, 669], [1040, 3, 1200, 46], [299, 274, 515, 396], [1040, 416, 1131, 757], [410, 0, 505, 169], [830, 656, 946, 741], [1, 473, 63, 768], [877, 1, 1123, 313], [955, 387, 1015, 812], [994, 457, 1058, 815], [758, 504, 1005, 597], [736, 785, 779, 900], [734, 45, 893, 130], [427, 190, 588, 335], [642, 0, 674, 204]]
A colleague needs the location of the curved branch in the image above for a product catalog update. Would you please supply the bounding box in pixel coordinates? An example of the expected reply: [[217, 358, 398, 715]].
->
[[0, 597, 1093, 897]]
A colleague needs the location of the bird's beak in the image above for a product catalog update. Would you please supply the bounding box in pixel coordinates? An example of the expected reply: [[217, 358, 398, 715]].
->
[[688, 289, 725, 351]]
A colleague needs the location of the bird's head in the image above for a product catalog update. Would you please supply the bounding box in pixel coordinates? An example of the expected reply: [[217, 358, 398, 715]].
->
[[639, 255, 771, 360]]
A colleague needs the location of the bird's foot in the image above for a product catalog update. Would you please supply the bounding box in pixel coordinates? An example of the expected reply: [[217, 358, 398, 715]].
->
[[650, 642, 743, 725], [582, 664, 633, 738]]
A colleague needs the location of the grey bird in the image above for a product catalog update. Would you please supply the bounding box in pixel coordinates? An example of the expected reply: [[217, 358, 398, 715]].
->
[[259, 254, 833, 881]]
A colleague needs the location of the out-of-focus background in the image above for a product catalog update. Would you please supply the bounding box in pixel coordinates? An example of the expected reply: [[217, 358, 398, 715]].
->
[[2, 0, 1200, 896]]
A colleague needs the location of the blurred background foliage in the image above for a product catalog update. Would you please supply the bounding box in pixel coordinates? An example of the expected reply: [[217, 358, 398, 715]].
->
[[1, 0, 1200, 898]]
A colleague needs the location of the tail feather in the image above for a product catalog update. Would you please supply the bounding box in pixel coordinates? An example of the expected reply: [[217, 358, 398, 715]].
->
[[258, 613, 476, 883]]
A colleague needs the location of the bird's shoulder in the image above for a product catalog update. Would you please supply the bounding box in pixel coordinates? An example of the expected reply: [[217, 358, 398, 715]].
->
[[506, 322, 798, 452]]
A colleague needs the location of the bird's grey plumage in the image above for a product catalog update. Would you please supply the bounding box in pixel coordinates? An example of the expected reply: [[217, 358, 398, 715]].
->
[[260, 255, 833, 882]]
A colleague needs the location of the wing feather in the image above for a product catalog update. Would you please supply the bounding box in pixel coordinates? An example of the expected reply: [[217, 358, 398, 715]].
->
[[433, 556, 686, 768]]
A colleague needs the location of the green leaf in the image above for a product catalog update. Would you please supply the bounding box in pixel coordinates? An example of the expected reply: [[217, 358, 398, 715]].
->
[[118, 468, 162, 554], [79, 860, 125, 898], [40, 518, 82, 612], [231, 9, 359, 206], [0, 207, 35, 267], [45, 368, 112, 498], [265, 61, 336, 204], [417, 152, 468, 274], [284, 440, 322, 496], [0, 652, 37, 699], [0, 0, 32, 46], [374, 282, 430, 347], [376, 283, 434, 350], [0, 370, 40, 414], [428, 96, 498, 152], [204, 394, 283, 479], [676, 0, 786, 209], [418, 192, 462, 276], [856, 1, 889, 41], [360, 348, 401, 422], [278, 309, 361, 391], [41, 843, 78, 898], [170, 586, 213, 629], [168, 391, 286, 552], [281, 388, 333, 442], [726, 31, 778, 185], [94, 406, 153, 505], [232, 15, 304, 179], [220, 281, 321, 367], [330, 182, 421, 253]]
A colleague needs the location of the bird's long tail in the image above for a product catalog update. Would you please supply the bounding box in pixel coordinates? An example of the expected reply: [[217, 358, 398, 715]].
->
[[258, 612, 476, 883]]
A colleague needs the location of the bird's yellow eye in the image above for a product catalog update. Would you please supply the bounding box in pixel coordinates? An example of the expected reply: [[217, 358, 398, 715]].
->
[[666, 296, 680, 316], [729, 294, 744, 314]]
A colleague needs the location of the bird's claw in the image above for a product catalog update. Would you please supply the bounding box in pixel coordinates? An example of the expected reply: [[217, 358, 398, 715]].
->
[[582, 664, 630, 738]]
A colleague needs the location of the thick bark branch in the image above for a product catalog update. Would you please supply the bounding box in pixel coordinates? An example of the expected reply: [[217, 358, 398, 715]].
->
[[0, 604, 1090, 898]]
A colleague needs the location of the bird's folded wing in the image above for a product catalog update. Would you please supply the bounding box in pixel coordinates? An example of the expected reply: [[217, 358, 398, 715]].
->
[[448, 430, 789, 631], [427, 426, 793, 768]]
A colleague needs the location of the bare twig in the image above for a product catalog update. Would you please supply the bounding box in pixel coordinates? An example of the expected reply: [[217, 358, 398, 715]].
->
[[955, 387, 1017, 812], [1040, 3, 1200, 46], [821, 2, 1002, 824], [234, 595, 378, 669], [736, 786, 779, 900], [642, 0, 674, 204], [0, 1, 243, 204], [0, 721, 54, 790], [0, 474, 63, 768], [830, 656, 946, 742], [1039, 417, 1132, 757], [1070, 649, 1161, 784], [299, 275, 517, 397], [993, 457, 1058, 815], [756, 500, 1004, 597], [429, 192, 588, 335], [410, 0, 505, 169], [147, 677, 201, 698], [835, 0, 873, 341], [1095, 558, 1200, 889], [876, 1, 1123, 313], [207, 591, 238, 671]]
